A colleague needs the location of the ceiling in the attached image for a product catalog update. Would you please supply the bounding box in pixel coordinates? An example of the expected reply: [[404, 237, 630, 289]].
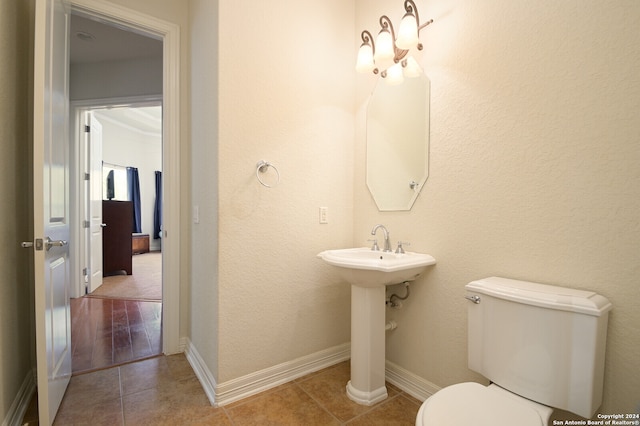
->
[[71, 14, 163, 134], [70, 15, 162, 64], [93, 106, 162, 137]]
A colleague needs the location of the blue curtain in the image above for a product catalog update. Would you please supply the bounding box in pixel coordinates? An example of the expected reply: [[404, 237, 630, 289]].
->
[[154, 171, 162, 239], [127, 167, 142, 233]]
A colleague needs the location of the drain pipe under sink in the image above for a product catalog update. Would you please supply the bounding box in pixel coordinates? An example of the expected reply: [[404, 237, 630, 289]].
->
[[387, 282, 411, 308]]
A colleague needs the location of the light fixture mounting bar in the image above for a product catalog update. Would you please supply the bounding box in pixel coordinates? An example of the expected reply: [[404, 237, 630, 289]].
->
[[418, 19, 434, 32]]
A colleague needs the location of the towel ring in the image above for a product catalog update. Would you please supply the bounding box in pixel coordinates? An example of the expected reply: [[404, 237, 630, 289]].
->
[[256, 160, 280, 188]]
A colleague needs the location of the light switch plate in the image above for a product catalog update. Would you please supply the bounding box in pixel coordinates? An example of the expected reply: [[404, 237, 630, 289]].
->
[[319, 207, 328, 224]]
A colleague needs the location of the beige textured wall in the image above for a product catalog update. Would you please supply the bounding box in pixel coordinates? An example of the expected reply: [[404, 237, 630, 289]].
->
[[215, 0, 355, 382], [355, 0, 639, 416], [189, 0, 219, 378], [0, 0, 34, 419]]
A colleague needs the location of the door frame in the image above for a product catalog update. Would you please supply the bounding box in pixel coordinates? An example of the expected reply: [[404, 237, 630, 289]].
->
[[69, 0, 181, 355]]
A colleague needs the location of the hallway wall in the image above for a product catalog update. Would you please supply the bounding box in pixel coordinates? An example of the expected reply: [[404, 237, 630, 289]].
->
[[0, 0, 35, 422], [189, 0, 220, 381]]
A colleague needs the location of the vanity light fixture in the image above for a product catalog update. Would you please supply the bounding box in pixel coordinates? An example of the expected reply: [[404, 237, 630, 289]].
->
[[356, 0, 433, 84]]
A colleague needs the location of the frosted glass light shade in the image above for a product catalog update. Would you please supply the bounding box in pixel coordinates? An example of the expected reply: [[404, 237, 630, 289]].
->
[[403, 56, 422, 78], [374, 29, 394, 63], [396, 13, 419, 50], [386, 62, 404, 85], [356, 44, 375, 73]]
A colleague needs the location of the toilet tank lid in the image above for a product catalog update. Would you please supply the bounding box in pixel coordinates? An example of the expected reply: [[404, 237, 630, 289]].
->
[[466, 277, 612, 316]]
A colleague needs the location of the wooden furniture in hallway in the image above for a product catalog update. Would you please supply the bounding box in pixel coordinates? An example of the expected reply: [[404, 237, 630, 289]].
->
[[102, 200, 133, 275], [132, 233, 150, 254]]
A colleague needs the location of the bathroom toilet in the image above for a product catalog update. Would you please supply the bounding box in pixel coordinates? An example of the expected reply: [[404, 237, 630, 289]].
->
[[416, 382, 553, 425], [416, 277, 612, 426]]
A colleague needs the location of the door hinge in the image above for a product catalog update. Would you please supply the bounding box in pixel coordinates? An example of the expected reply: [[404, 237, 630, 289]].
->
[[82, 267, 88, 276], [85, 125, 90, 132], [84, 173, 90, 181], [83, 220, 90, 228]]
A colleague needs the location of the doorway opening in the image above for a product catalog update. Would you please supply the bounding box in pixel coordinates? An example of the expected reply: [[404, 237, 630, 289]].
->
[[71, 103, 164, 373], [31, 1, 181, 421], [67, 2, 181, 373]]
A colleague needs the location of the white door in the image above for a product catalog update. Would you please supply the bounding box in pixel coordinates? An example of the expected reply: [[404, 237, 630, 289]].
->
[[33, 0, 72, 424], [88, 112, 104, 292]]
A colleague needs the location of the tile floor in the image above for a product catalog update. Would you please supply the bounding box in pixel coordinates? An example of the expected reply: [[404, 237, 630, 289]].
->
[[25, 355, 422, 425]]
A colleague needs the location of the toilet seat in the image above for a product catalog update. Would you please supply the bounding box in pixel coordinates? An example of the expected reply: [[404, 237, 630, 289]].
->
[[417, 382, 544, 426]]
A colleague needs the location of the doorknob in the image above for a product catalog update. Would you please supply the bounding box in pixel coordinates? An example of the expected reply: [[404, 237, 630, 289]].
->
[[45, 237, 68, 251], [21, 239, 44, 250], [101, 223, 107, 227]]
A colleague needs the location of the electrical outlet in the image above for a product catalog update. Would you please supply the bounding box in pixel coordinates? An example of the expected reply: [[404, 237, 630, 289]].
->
[[319, 207, 328, 224]]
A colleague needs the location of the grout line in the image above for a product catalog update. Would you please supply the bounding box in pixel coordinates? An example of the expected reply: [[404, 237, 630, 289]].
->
[[221, 406, 235, 425], [117, 366, 125, 426], [72, 354, 164, 376], [294, 381, 346, 425], [344, 392, 403, 425], [85, 299, 97, 371]]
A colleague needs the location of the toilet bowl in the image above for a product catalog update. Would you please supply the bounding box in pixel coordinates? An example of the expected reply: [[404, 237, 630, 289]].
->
[[416, 383, 553, 426]]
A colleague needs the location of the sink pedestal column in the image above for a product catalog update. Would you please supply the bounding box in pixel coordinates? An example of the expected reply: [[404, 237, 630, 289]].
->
[[346, 285, 388, 405]]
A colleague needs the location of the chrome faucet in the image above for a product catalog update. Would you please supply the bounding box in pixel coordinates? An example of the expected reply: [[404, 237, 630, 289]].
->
[[371, 224, 392, 252]]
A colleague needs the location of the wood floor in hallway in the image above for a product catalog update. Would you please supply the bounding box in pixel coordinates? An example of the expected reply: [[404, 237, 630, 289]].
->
[[71, 296, 162, 374]]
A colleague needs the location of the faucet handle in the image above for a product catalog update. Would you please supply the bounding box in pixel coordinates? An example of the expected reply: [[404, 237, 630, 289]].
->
[[395, 241, 410, 254], [368, 239, 380, 251]]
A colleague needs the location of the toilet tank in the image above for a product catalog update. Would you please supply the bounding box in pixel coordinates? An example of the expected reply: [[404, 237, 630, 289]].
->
[[465, 277, 612, 419]]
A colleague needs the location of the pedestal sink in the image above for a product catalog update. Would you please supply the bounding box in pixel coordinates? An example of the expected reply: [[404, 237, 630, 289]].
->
[[317, 247, 436, 405]]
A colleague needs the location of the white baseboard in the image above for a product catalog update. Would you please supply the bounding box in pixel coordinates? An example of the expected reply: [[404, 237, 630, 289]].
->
[[185, 340, 350, 407], [184, 339, 217, 405], [385, 360, 440, 402], [214, 343, 351, 406], [178, 336, 188, 353], [2, 370, 36, 426], [184, 340, 438, 408]]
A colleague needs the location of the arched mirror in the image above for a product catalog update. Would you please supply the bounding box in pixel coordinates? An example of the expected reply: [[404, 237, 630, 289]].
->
[[366, 72, 430, 211]]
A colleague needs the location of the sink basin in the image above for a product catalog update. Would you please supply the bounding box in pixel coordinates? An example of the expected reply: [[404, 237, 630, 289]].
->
[[317, 247, 436, 287]]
